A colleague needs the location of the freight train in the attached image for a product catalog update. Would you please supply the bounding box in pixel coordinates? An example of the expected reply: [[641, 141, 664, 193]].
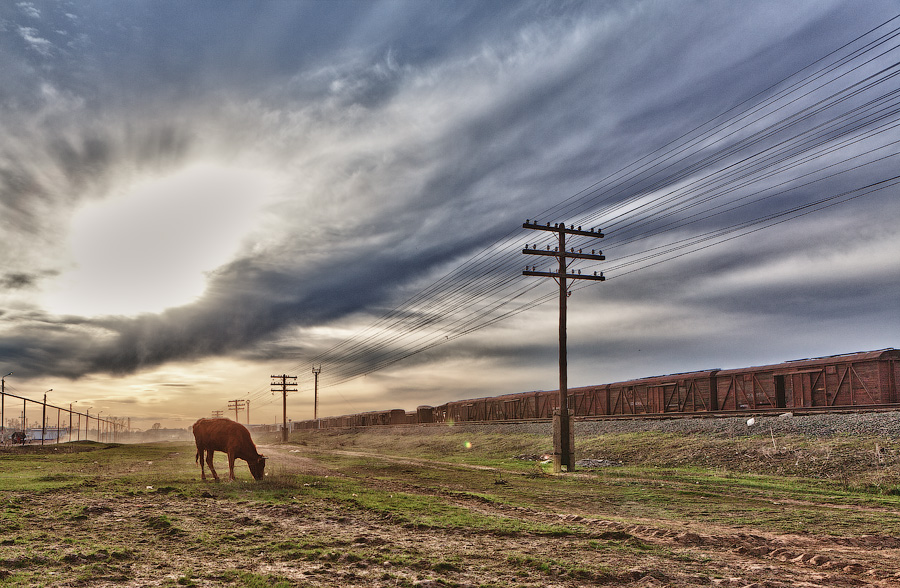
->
[[293, 348, 900, 430]]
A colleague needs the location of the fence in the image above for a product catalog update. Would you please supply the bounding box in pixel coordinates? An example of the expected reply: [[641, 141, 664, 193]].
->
[[0, 390, 126, 444]]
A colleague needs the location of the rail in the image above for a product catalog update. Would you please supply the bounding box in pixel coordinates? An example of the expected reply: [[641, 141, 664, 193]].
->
[[295, 403, 900, 430]]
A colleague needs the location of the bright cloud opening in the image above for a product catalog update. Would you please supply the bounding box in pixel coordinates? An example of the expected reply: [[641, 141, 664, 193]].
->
[[45, 163, 277, 317]]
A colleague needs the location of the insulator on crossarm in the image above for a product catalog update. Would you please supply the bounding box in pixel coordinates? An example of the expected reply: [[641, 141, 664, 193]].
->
[[579, 249, 582, 254], [578, 226, 582, 231]]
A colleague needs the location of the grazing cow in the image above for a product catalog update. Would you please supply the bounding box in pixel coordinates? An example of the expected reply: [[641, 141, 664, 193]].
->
[[192, 418, 266, 481], [11, 431, 26, 445]]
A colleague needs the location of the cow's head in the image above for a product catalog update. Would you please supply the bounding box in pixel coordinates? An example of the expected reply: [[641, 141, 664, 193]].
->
[[249, 454, 267, 480]]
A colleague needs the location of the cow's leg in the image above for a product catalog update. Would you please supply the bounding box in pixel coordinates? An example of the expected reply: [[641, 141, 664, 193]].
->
[[206, 450, 219, 482], [227, 452, 237, 481], [197, 448, 207, 481]]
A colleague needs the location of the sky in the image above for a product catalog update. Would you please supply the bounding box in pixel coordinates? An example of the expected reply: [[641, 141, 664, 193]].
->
[[1, 1, 899, 430]]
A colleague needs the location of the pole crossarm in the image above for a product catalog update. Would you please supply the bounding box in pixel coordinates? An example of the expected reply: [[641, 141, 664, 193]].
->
[[522, 247, 605, 261], [523, 270, 606, 281], [523, 221, 604, 238]]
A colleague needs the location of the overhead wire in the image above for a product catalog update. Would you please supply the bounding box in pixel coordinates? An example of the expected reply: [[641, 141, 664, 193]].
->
[[247, 14, 900, 416]]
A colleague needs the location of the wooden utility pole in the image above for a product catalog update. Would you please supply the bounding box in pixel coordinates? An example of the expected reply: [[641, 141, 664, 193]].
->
[[270, 374, 297, 442], [522, 220, 605, 472], [41, 390, 49, 446], [1, 372, 10, 439], [312, 366, 321, 423], [227, 399, 246, 422], [211, 410, 224, 418]]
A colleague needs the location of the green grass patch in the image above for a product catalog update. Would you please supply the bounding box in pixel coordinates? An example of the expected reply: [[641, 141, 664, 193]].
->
[[288, 426, 900, 536]]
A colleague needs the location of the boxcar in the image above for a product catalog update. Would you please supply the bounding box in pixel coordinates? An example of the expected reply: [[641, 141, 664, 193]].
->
[[293, 348, 899, 428]]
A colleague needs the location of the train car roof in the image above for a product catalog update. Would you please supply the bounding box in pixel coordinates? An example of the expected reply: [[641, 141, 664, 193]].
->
[[714, 348, 898, 375]]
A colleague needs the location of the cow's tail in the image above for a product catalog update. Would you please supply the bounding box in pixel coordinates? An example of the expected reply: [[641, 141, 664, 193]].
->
[[195, 448, 201, 464]]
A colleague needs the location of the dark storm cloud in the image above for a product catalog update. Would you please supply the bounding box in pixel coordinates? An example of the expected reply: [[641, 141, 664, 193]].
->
[[0, 271, 57, 290], [78, 227, 495, 375]]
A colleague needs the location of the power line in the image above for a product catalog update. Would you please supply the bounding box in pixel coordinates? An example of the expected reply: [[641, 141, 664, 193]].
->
[[263, 14, 900, 414]]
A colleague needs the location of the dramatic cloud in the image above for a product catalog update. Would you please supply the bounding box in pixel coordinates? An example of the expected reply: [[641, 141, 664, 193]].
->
[[0, 1, 897, 427]]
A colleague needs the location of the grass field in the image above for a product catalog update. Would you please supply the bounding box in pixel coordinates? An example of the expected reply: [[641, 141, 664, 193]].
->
[[1, 424, 899, 586]]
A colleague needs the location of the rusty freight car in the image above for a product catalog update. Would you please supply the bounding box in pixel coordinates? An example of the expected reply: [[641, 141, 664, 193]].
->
[[295, 349, 899, 429], [713, 349, 899, 410]]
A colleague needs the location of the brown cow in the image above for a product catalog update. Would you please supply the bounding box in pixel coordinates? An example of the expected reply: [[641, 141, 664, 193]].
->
[[192, 418, 266, 481]]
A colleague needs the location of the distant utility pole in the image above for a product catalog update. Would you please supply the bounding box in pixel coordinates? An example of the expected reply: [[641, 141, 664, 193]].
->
[[211, 410, 224, 418], [271, 374, 297, 442], [522, 220, 605, 473], [42, 389, 51, 446], [1, 372, 11, 438], [227, 400, 246, 422], [246, 399, 251, 425], [311, 366, 322, 422]]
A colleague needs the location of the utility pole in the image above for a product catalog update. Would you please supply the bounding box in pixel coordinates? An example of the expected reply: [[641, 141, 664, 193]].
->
[[211, 410, 224, 418], [227, 400, 246, 422], [270, 374, 297, 442], [246, 400, 251, 425], [312, 366, 321, 423], [41, 389, 51, 446], [1, 372, 10, 439], [522, 220, 605, 473]]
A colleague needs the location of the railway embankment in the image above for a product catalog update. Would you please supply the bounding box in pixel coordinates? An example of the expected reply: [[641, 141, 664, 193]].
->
[[439, 409, 900, 438]]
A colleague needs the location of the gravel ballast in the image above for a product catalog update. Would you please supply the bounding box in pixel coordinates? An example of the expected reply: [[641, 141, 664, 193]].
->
[[448, 410, 900, 439]]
